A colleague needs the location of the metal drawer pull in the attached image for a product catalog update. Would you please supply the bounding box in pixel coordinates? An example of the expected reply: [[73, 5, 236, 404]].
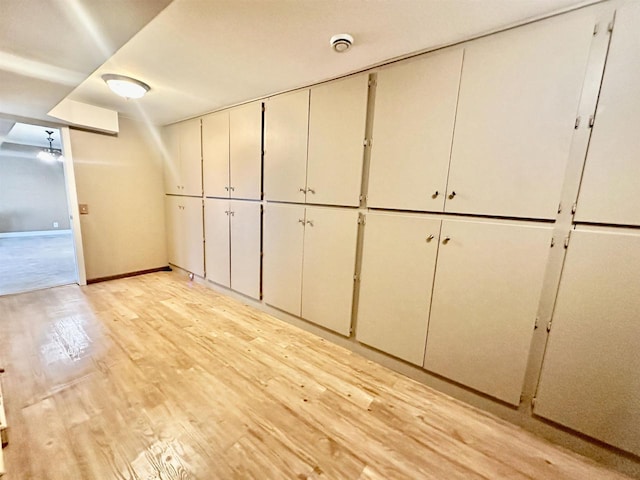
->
[[307, 188, 315, 194], [426, 234, 435, 242], [306, 220, 314, 227], [432, 191, 439, 198], [298, 219, 305, 224], [229, 186, 235, 191], [448, 191, 456, 199], [442, 237, 451, 244], [224, 186, 229, 191], [299, 187, 306, 193]]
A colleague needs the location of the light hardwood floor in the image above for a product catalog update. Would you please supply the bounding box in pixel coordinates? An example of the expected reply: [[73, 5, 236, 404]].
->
[[0, 272, 630, 479]]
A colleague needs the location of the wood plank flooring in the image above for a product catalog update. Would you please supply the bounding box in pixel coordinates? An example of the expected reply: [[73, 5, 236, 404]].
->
[[0, 272, 630, 479]]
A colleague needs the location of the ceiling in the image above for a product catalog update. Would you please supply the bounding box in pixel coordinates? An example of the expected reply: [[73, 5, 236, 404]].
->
[[2, 0, 597, 128]]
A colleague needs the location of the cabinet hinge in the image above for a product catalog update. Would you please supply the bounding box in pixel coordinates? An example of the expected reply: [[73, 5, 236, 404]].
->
[[534, 317, 539, 329], [519, 394, 524, 405], [564, 231, 571, 249], [546, 321, 553, 333], [571, 202, 577, 214], [593, 23, 599, 36], [359, 194, 367, 202], [357, 215, 366, 226], [260, 251, 264, 257], [368, 78, 377, 87], [574, 116, 580, 129], [363, 138, 372, 147], [588, 115, 595, 128], [557, 202, 562, 214], [608, 18, 615, 33], [550, 237, 555, 248], [262, 104, 265, 112], [531, 397, 537, 408], [262, 150, 266, 157], [353, 273, 359, 282]]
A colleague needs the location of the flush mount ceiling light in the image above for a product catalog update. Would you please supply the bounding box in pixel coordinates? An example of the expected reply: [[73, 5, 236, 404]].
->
[[102, 74, 150, 99], [330, 33, 354, 53]]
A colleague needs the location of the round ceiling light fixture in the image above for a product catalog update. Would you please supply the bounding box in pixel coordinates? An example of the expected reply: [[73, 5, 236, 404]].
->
[[330, 33, 354, 53], [102, 74, 150, 99]]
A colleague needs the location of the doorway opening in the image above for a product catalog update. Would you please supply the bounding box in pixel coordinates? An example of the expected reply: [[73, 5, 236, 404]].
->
[[0, 120, 80, 295]]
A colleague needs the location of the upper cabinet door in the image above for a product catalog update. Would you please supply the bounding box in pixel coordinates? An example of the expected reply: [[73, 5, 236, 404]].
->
[[424, 220, 551, 405], [534, 228, 640, 457], [204, 198, 230, 288], [307, 75, 368, 207], [180, 118, 203, 196], [575, 3, 640, 227], [263, 203, 305, 316], [445, 13, 595, 220], [264, 90, 310, 203], [368, 50, 463, 212], [230, 200, 261, 300], [203, 111, 230, 198], [163, 123, 181, 195], [230, 101, 262, 200], [301, 207, 358, 336], [356, 213, 441, 365]]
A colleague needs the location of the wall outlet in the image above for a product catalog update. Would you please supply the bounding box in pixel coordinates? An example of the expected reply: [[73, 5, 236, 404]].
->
[[53, 222, 59, 228], [79, 204, 89, 215]]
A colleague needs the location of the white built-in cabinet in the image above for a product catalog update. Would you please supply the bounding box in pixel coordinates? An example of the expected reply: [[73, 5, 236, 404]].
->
[[204, 199, 261, 299], [202, 101, 262, 200], [356, 213, 440, 365], [163, 118, 202, 196], [367, 50, 463, 212], [575, 2, 640, 227], [165, 195, 204, 277], [534, 227, 640, 457], [263, 204, 358, 335], [263, 76, 368, 207]]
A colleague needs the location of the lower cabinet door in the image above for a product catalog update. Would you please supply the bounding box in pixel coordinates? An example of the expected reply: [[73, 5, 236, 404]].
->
[[263, 203, 305, 315], [534, 228, 640, 457], [204, 198, 231, 288], [424, 219, 551, 405], [230, 200, 261, 300], [165, 195, 183, 268], [180, 196, 205, 277], [356, 213, 441, 365], [301, 207, 358, 336]]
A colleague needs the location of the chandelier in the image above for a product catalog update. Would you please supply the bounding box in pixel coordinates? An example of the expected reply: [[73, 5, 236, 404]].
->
[[37, 130, 63, 162]]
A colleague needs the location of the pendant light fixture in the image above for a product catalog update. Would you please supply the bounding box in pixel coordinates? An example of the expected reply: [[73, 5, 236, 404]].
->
[[37, 130, 63, 162], [102, 74, 150, 99]]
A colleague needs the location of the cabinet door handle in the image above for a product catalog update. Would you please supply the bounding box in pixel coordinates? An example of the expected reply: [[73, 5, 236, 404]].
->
[[306, 220, 314, 227], [298, 219, 305, 224], [432, 191, 439, 199], [229, 211, 234, 216], [426, 234, 435, 242], [307, 188, 315, 194], [299, 187, 307, 193], [448, 191, 456, 199], [224, 186, 229, 191], [225, 210, 229, 215], [229, 186, 235, 191], [442, 236, 451, 244]]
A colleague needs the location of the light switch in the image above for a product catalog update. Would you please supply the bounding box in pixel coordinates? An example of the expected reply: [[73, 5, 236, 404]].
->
[[79, 204, 89, 214]]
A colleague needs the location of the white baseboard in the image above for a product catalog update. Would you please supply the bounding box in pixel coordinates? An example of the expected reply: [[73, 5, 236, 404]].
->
[[0, 229, 72, 239]]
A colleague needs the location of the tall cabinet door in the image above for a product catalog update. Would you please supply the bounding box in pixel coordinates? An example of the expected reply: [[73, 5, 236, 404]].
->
[[301, 207, 358, 336], [230, 200, 261, 300], [163, 124, 181, 195], [229, 101, 262, 200], [575, 2, 640, 226], [445, 11, 595, 219], [534, 228, 640, 457], [263, 203, 305, 315], [181, 196, 205, 277], [264, 90, 309, 203], [204, 198, 230, 288], [165, 196, 183, 267], [424, 220, 551, 405], [307, 75, 368, 207], [368, 49, 463, 212], [356, 213, 441, 365], [203, 111, 230, 198], [180, 118, 203, 196]]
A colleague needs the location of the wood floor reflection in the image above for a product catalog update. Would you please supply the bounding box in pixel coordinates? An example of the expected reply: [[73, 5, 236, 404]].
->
[[0, 272, 629, 479]]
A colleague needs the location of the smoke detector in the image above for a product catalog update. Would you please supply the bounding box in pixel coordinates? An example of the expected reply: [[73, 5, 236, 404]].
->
[[330, 33, 354, 53]]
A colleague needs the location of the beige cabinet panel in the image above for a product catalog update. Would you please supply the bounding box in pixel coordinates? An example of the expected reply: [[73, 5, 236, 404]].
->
[[301, 207, 358, 336], [446, 12, 594, 219], [163, 124, 181, 195], [307, 75, 368, 207], [204, 198, 230, 288], [263, 203, 305, 315], [165, 196, 204, 277], [575, 2, 640, 226], [264, 90, 309, 203], [180, 118, 203, 196], [424, 220, 551, 405], [368, 49, 463, 212], [534, 228, 640, 456], [356, 213, 441, 365], [230, 200, 261, 300], [230, 101, 262, 200], [202, 111, 230, 198]]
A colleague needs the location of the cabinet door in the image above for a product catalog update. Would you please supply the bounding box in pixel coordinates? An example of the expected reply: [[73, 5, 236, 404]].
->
[[263, 203, 305, 315], [301, 207, 358, 336], [575, 3, 640, 226], [356, 213, 441, 365], [165, 195, 183, 267], [424, 220, 551, 405], [445, 12, 595, 219], [230, 200, 261, 300], [229, 101, 262, 200], [264, 90, 309, 203], [307, 75, 368, 207], [368, 50, 463, 212], [204, 198, 230, 288], [203, 111, 230, 198], [181, 196, 205, 277], [534, 228, 640, 457], [163, 124, 181, 195], [180, 118, 203, 196]]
